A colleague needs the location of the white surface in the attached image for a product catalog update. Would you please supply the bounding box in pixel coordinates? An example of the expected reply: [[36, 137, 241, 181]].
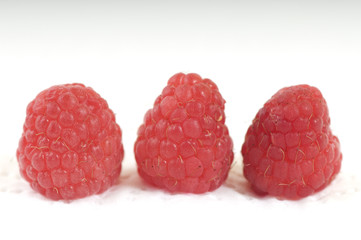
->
[[1, 1, 361, 239]]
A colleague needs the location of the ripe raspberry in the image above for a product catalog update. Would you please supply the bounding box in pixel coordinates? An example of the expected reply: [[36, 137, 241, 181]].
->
[[134, 73, 234, 193], [16, 83, 124, 200], [242, 84, 342, 200]]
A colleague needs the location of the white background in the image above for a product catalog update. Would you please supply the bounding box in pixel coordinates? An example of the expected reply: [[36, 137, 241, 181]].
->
[[0, 1, 360, 239]]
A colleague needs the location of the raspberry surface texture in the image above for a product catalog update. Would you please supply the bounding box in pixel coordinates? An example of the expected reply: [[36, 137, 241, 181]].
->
[[242, 84, 342, 200], [16, 83, 124, 200], [134, 73, 234, 193]]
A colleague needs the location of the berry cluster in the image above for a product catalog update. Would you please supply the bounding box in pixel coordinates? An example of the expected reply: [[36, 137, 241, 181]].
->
[[16, 74, 342, 201]]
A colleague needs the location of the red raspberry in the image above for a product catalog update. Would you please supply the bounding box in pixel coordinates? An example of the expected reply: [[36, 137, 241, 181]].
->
[[242, 85, 342, 200], [134, 73, 234, 193], [16, 83, 124, 200]]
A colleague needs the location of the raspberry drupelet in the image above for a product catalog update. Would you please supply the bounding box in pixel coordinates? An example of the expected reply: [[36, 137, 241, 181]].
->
[[242, 84, 342, 200], [134, 73, 234, 193], [16, 83, 124, 200]]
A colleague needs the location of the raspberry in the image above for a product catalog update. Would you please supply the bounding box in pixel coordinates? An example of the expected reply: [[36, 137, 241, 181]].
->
[[134, 73, 234, 193], [242, 85, 342, 200], [16, 83, 124, 200]]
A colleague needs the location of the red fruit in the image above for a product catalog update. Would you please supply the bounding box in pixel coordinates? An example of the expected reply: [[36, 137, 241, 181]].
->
[[134, 73, 234, 193], [16, 83, 124, 200], [242, 84, 342, 200]]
